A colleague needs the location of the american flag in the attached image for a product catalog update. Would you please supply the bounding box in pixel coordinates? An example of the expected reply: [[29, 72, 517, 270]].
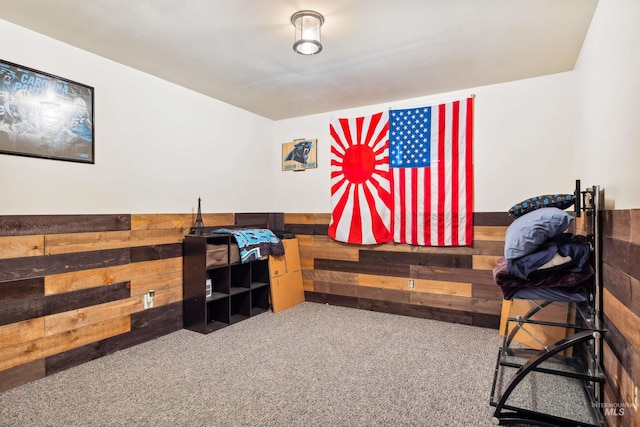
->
[[389, 97, 474, 246]]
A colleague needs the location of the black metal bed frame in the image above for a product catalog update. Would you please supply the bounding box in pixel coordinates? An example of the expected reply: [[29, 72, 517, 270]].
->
[[490, 180, 606, 427]]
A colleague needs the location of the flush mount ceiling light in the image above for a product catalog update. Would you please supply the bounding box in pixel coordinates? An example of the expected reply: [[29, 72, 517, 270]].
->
[[291, 10, 324, 55]]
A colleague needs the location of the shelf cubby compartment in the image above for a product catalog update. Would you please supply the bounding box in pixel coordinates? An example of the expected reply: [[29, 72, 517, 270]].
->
[[206, 298, 230, 332], [251, 285, 270, 316], [230, 290, 251, 324]]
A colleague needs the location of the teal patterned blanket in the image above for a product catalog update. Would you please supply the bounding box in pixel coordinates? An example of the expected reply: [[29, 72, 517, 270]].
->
[[212, 228, 284, 263]]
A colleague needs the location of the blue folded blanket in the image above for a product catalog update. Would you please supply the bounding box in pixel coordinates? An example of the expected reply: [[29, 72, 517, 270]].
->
[[212, 228, 284, 263], [507, 234, 591, 280]]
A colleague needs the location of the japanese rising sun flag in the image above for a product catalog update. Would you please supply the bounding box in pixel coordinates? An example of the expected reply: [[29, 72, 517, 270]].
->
[[329, 97, 474, 246], [328, 112, 393, 244]]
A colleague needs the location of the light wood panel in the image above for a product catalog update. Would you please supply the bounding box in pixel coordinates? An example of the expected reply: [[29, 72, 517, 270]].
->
[[0, 318, 44, 349], [45, 297, 141, 336], [45, 257, 181, 295], [0, 316, 130, 372], [359, 273, 472, 296], [0, 235, 44, 259], [473, 226, 509, 241], [473, 255, 502, 270], [604, 288, 640, 354], [603, 342, 640, 426], [409, 291, 502, 315]]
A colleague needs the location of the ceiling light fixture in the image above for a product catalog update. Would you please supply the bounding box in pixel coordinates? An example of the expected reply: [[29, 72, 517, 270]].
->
[[291, 10, 324, 55]]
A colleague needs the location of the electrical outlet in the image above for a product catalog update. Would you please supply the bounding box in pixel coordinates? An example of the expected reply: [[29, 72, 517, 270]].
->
[[144, 290, 155, 309], [408, 279, 415, 289]]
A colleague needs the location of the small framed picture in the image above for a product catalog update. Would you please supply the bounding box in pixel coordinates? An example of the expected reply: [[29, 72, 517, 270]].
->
[[282, 138, 317, 171]]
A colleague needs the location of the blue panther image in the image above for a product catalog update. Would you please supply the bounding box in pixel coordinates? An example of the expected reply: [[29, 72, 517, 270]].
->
[[285, 140, 313, 163]]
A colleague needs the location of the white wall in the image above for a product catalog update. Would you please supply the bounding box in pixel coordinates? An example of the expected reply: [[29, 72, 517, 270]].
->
[[574, 0, 640, 210], [4, 0, 637, 216], [273, 73, 578, 213], [0, 20, 275, 215]]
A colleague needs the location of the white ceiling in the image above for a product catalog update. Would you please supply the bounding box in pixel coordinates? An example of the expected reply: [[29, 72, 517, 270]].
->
[[1, 0, 598, 120]]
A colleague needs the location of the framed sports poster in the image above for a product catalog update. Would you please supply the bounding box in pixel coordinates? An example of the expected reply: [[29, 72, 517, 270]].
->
[[282, 138, 317, 171], [0, 59, 94, 164]]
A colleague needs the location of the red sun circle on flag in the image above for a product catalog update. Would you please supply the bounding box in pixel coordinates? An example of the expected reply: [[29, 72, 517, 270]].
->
[[342, 145, 375, 183]]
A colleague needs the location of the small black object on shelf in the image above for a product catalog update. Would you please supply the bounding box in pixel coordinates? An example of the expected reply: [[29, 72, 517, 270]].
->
[[193, 197, 205, 236], [272, 229, 295, 239]]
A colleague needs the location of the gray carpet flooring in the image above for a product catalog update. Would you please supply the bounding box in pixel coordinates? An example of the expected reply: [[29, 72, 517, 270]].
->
[[0, 302, 503, 427]]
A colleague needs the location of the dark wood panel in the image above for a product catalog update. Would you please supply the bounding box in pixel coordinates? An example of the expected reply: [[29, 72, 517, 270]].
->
[[603, 237, 640, 283], [304, 291, 359, 309], [235, 213, 271, 226], [473, 212, 512, 226], [603, 262, 640, 316], [361, 298, 408, 317], [471, 312, 501, 329], [357, 285, 410, 304], [282, 224, 329, 236], [130, 243, 183, 263], [45, 302, 183, 376], [0, 214, 131, 236], [130, 300, 183, 330], [0, 359, 45, 392], [412, 265, 495, 286], [233, 212, 284, 231], [0, 248, 130, 283], [0, 296, 45, 326], [472, 282, 504, 300], [0, 281, 130, 326], [602, 209, 630, 241], [472, 240, 504, 256], [359, 250, 473, 269], [398, 301, 473, 325], [0, 278, 43, 303], [313, 280, 410, 305], [603, 314, 640, 388], [44, 282, 131, 316], [268, 213, 285, 231], [314, 258, 410, 278]]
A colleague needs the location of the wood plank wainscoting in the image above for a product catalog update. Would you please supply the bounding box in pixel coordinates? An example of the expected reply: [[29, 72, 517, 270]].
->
[[2, 208, 638, 426], [601, 209, 640, 427], [282, 212, 510, 329], [0, 212, 267, 393]]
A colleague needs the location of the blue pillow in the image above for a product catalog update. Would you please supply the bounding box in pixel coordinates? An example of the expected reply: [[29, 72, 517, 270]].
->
[[504, 207, 574, 259], [509, 194, 574, 218]]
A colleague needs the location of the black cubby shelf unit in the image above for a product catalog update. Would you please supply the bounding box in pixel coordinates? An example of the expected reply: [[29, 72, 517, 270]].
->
[[183, 233, 271, 334]]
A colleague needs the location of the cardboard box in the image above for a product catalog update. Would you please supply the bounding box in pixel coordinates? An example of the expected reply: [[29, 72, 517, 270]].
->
[[269, 238, 304, 313]]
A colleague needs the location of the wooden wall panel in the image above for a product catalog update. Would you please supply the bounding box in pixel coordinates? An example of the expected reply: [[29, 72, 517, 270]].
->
[[287, 212, 507, 329], [44, 257, 181, 295], [0, 213, 186, 393], [0, 248, 130, 282], [45, 302, 183, 376], [0, 277, 44, 302], [0, 318, 44, 349], [131, 214, 193, 230], [130, 243, 182, 262], [45, 295, 138, 336], [0, 316, 131, 372], [0, 212, 283, 392], [0, 214, 131, 236], [0, 360, 45, 393], [0, 235, 44, 259], [601, 208, 640, 424]]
